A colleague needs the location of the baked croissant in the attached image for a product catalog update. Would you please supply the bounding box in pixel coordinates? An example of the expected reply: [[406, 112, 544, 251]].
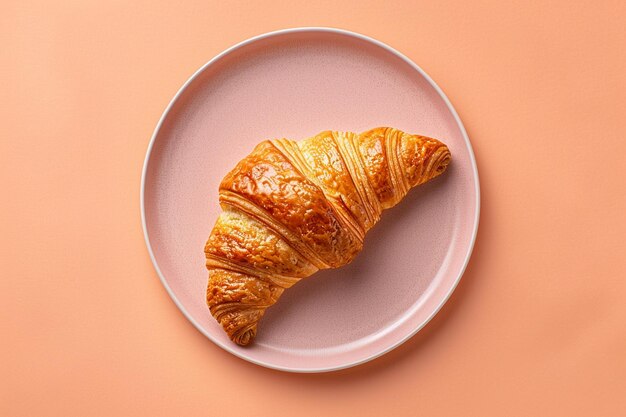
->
[[205, 127, 451, 346]]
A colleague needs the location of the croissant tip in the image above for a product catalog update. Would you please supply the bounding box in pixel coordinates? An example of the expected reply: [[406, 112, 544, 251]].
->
[[234, 329, 256, 346], [435, 146, 451, 176]]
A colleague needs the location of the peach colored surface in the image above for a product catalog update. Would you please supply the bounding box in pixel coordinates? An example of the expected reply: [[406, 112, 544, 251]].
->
[[2, 1, 625, 415]]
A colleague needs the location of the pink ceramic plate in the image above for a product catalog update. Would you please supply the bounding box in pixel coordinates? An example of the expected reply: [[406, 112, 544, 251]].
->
[[141, 28, 479, 372]]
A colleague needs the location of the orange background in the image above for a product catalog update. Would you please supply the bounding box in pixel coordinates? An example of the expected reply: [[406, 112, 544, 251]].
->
[[2, 1, 626, 416]]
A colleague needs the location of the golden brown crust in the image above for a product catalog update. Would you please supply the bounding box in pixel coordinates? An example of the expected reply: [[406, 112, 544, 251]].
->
[[205, 208, 317, 286], [207, 268, 284, 346], [206, 127, 451, 346], [399, 132, 452, 187], [296, 131, 368, 237], [219, 141, 362, 268], [355, 128, 397, 209]]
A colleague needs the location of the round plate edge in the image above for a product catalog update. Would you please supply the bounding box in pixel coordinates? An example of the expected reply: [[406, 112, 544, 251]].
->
[[139, 26, 481, 373]]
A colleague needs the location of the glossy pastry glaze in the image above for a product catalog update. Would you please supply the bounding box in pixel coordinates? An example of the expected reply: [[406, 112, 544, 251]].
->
[[205, 127, 451, 345]]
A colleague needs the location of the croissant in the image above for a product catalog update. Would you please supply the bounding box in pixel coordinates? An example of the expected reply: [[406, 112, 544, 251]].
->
[[205, 127, 451, 346]]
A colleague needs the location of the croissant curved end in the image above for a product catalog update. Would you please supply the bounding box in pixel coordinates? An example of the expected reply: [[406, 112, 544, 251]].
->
[[235, 328, 256, 346], [433, 145, 452, 178]]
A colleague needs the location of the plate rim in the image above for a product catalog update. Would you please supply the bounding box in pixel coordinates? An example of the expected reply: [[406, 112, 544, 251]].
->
[[140, 26, 481, 373]]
